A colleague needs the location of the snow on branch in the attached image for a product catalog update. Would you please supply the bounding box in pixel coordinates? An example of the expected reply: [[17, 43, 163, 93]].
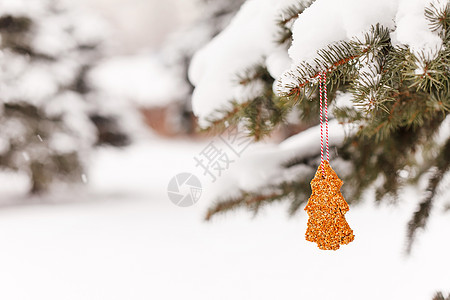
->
[[190, 0, 445, 126], [189, 0, 301, 126], [279, 0, 445, 95]]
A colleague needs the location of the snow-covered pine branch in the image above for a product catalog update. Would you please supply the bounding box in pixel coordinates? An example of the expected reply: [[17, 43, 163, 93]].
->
[[189, 0, 449, 249]]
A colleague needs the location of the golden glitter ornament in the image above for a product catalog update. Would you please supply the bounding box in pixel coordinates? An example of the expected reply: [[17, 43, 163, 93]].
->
[[304, 161, 354, 250], [304, 71, 354, 250]]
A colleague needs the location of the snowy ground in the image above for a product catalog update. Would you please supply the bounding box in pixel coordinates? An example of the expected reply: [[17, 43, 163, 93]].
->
[[0, 137, 448, 300]]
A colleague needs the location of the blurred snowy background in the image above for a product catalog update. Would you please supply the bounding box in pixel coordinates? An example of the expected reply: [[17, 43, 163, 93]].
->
[[0, 0, 448, 299]]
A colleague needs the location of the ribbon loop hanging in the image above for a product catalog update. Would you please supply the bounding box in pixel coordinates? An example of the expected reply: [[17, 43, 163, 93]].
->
[[304, 71, 355, 250], [319, 71, 329, 175]]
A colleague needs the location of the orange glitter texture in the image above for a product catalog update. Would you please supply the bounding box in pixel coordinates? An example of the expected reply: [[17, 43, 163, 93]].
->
[[304, 161, 354, 250]]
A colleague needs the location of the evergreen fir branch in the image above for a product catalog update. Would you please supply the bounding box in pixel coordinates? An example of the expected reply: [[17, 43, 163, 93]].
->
[[332, 106, 364, 124], [428, 89, 450, 113], [0, 15, 32, 33], [203, 3, 450, 251], [205, 198, 247, 221], [279, 24, 391, 102], [350, 70, 395, 113], [201, 64, 271, 134], [405, 138, 450, 254], [205, 190, 283, 221], [201, 65, 290, 140], [201, 101, 250, 135], [338, 111, 447, 204], [433, 292, 450, 300], [205, 171, 314, 221], [243, 94, 288, 140], [425, 1, 450, 33], [201, 94, 288, 141], [274, 1, 314, 45], [359, 86, 448, 141], [236, 64, 272, 86], [405, 47, 450, 93]]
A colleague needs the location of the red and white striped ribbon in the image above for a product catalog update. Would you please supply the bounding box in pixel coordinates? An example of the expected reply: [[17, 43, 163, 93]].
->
[[319, 71, 329, 175]]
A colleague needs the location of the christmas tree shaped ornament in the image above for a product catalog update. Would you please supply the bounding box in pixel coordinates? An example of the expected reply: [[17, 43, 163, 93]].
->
[[304, 72, 354, 250]]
